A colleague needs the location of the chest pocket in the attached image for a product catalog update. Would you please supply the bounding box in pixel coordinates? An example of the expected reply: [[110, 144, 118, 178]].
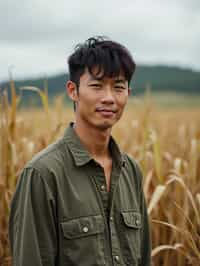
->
[[60, 215, 105, 266], [121, 211, 142, 261]]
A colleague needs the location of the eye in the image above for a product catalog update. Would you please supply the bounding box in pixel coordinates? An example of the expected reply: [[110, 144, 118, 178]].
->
[[91, 84, 101, 87], [114, 86, 126, 91], [89, 84, 102, 89]]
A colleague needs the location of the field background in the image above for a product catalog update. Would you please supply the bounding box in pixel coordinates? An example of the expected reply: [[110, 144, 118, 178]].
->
[[0, 85, 200, 266]]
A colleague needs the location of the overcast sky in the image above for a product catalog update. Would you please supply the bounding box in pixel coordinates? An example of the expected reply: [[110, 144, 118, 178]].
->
[[1, 0, 200, 82]]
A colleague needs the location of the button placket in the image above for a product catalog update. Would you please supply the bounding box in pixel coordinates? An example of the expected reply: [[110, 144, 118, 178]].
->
[[108, 170, 123, 266], [92, 160, 122, 264]]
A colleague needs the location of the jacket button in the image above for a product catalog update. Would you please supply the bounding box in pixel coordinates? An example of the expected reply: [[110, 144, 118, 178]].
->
[[114, 255, 119, 262], [135, 219, 140, 225], [82, 226, 89, 233], [110, 216, 113, 221]]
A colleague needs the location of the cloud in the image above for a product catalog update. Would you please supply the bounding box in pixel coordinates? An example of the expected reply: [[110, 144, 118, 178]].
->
[[0, 0, 200, 81]]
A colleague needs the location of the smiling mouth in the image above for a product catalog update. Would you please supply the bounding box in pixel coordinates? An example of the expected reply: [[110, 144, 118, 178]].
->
[[96, 108, 117, 117], [96, 108, 117, 113]]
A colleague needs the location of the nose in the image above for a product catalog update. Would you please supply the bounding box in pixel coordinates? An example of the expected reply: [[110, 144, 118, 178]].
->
[[101, 87, 115, 104]]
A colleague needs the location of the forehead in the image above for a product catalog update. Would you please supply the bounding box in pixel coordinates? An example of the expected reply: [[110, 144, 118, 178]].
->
[[80, 67, 127, 83]]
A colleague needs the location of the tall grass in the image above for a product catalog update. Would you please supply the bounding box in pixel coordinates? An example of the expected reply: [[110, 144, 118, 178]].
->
[[0, 82, 200, 266]]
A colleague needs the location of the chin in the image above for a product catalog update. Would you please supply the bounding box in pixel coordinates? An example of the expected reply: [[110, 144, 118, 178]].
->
[[95, 121, 115, 130]]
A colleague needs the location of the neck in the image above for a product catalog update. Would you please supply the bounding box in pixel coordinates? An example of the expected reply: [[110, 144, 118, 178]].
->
[[73, 120, 111, 159]]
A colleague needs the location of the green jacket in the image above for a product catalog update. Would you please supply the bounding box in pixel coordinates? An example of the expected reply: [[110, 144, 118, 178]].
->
[[9, 122, 151, 266]]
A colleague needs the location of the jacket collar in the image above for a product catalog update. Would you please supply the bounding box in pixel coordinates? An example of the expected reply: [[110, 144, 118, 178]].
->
[[63, 122, 125, 167]]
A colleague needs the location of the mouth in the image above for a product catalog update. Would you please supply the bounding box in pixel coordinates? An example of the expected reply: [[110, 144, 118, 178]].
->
[[96, 108, 117, 117], [96, 107, 117, 112]]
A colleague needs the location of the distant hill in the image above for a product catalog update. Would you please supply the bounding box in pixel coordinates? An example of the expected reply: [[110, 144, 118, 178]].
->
[[133, 65, 200, 94], [1, 65, 200, 106]]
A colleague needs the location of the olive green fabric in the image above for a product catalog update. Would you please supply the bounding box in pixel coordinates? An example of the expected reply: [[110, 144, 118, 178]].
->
[[9, 122, 151, 266]]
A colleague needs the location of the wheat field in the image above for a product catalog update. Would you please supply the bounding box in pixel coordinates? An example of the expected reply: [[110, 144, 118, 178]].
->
[[0, 83, 200, 266]]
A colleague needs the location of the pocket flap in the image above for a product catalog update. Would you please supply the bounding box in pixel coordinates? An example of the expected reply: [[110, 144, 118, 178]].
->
[[121, 211, 142, 229], [61, 215, 104, 239]]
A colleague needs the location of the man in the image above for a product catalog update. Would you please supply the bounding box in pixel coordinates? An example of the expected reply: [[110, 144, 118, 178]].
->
[[9, 36, 151, 266]]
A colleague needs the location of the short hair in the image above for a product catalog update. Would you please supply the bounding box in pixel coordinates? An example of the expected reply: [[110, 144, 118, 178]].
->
[[68, 36, 136, 88]]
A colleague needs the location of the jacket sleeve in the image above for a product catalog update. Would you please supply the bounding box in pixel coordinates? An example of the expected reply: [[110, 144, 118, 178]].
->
[[134, 161, 152, 266], [9, 167, 58, 266]]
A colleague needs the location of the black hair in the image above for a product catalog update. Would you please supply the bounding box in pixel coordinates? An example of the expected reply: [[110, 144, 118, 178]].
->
[[68, 36, 136, 88]]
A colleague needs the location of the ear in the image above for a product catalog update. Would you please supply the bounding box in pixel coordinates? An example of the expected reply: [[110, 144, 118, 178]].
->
[[128, 87, 131, 96], [66, 81, 78, 101]]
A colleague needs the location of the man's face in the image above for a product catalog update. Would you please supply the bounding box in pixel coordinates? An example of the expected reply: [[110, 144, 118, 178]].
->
[[68, 67, 130, 131]]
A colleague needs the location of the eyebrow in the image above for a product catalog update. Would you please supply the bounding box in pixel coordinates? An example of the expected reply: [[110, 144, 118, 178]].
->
[[88, 76, 126, 83], [88, 75, 104, 81], [114, 78, 126, 83], [89, 76, 126, 84]]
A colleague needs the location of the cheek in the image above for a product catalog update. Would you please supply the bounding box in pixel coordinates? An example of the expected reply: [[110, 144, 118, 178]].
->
[[117, 95, 128, 108], [79, 94, 93, 105], [78, 95, 98, 113]]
